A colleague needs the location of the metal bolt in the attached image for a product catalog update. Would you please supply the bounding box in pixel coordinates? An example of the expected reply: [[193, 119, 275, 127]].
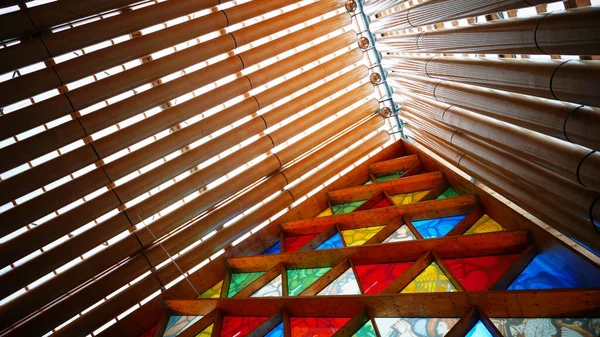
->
[[345, 0, 357, 12], [380, 107, 393, 118], [370, 72, 382, 84], [358, 37, 370, 49]]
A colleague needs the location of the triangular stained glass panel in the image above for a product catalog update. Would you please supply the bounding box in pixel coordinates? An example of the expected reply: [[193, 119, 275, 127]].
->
[[220, 316, 268, 337], [355, 262, 413, 294], [401, 262, 457, 293], [261, 241, 281, 255], [251, 275, 283, 297], [316, 233, 344, 250], [376, 172, 404, 182], [443, 254, 520, 291], [317, 268, 361, 295], [228, 272, 264, 298], [265, 323, 284, 337], [436, 187, 460, 200], [464, 214, 505, 235], [352, 320, 376, 337], [465, 321, 493, 337], [163, 316, 202, 337], [285, 234, 319, 252], [332, 200, 366, 214], [198, 281, 222, 298], [383, 225, 416, 243], [287, 267, 332, 296], [374, 318, 459, 337], [291, 317, 350, 337], [316, 208, 333, 218], [390, 190, 430, 205], [342, 226, 385, 246], [196, 324, 213, 337], [489, 318, 600, 337], [411, 215, 466, 239]]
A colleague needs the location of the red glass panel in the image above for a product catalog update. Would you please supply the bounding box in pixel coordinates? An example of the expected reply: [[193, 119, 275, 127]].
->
[[221, 316, 268, 337], [355, 262, 413, 294], [371, 198, 392, 209], [285, 234, 319, 252], [443, 254, 520, 291], [291, 317, 350, 337]]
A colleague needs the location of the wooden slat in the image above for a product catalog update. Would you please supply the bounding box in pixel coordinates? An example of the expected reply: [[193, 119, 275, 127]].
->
[[152, 311, 171, 337], [225, 230, 530, 271], [164, 289, 600, 317], [432, 251, 465, 292], [328, 171, 445, 204], [247, 312, 283, 337], [418, 181, 449, 201], [382, 252, 432, 293], [178, 311, 216, 337], [210, 310, 223, 337], [352, 192, 387, 212], [299, 259, 350, 296], [369, 155, 420, 176], [297, 225, 338, 251], [232, 264, 282, 298], [363, 217, 403, 245], [399, 161, 423, 178], [489, 244, 537, 290], [444, 308, 478, 337], [331, 311, 369, 337], [445, 205, 485, 236]]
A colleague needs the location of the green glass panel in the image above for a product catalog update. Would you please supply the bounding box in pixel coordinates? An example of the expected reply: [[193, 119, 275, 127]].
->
[[287, 267, 331, 296], [332, 200, 365, 214], [342, 226, 385, 246], [228, 272, 264, 298], [401, 262, 457, 293], [436, 187, 460, 200], [376, 172, 404, 182], [353, 320, 377, 337], [198, 281, 222, 298]]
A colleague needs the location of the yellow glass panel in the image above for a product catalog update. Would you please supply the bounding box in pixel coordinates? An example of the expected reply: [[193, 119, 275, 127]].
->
[[390, 190, 430, 205], [464, 214, 505, 235], [195, 324, 213, 337], [342, 226, 385, 246], [400, 262, 457, 293], [198, 281, 222, 298], [316, 208, 333, 218]]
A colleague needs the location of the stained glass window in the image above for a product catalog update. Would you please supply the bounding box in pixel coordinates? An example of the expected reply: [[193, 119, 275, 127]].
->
[[198, 281, 222, 298], [464, 214, 505, 235], [374, 318, 459, 337], [287, 267, 332, 296], [316, 233, 344, 250], [196, 324, 214, 337], [285, 234, 319, 252], [342, 226, 385, 246], [390, 190, 430, 205], [383, 225, 416, 243], [228, 272, 264, 298], [291, 317, 350, 337], [490, 318, 600, 337], [316, 208, 333, 217], [220, 316, 268, 337], [508, 243, 600, 290], [265, 323, 284, 337], [262, 241, 281, 255], [371, 198, 392, 209], [376, 172, 404, 182], [332, 200, 365, 214], [355, 262, 413, 294], [353, 320, 377, 337], [443, 254, 520, 291], [317, 268, 361, 295], [251, 275, 282, 297], [436, 187, 460, 200], [411, 215, 466, 239], [465, 321, 493, 337], [401, 262, 457, 293], [163, 316, 202, 337]]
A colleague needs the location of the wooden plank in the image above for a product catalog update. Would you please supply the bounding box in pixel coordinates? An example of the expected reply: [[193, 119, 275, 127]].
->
[[299, 259, 350, 296], [369, 155, 420, 176], [164, 289, 600, 317], [232, 264, 282, 298], [352, 192, 386, 212], [281, 195, 478, 234], [282, 265, 290, 297], [445, 205, 485, 236], [445, 308, 478, 337], [220, 268, 232, 299], [400, 161, 423, 178], [152, 311, 170, 337], [404, 217, 425, 240], [489, 244, 537, 291], [418, 180, 449, 201], [283, 310, 291, 337], [297, 225, 338, 251], [331, 311, 369, 337], [432, 251, 465, 292], [178, 310, 216, 337], [328, 171, 445, 204], [363, 217, 403, 245], [247, 312, 283, 337], [225, 230, 530, 272], [382, 252, 432, 294], [210, 310, 223, 337], [479, 310, 505, 337]]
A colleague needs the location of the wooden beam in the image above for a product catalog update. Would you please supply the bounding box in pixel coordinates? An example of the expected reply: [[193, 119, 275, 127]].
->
[[164, 289, 600, 317], [363, 217, 403, 245], [210, 310, 223, 337], [299, 259, 350, 296], [178, 310, 216, 337], [404, 217, 424, 240], [445, 308, 478, 337], [432, 251, 465, 292], [489, 244, 537, 291], [369, 155, 420, 177], [232, 264, 282, 298], [445, 205, 485, 237], [382, 252, 432, 294], [399, 161, 423, 178], [225, 230, 530, 272], [331, 311, 369, 337], [247, 312, 283, 337], [328, 171, 445, 204], [283, 310, 291, 337], [152, 311, 170, 337], [352, 193, 387, 212], [478, 309, 505, 337], [281, 195, 478, 234], [418, 181, 449, 201], [296, 225, 338, 251]]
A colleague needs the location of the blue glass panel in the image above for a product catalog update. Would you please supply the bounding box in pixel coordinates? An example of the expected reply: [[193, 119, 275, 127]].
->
[[465, 321, 493, 337], [411, 215, 466, 239], [508, 243, 600, 290], [265, 323, 284, 337], [316, 233, 344, 250], [262, 241, 281, 255]]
